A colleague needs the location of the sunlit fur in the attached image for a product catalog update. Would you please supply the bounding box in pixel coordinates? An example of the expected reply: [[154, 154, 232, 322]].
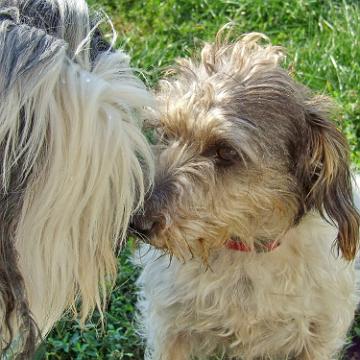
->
[[0, 0, 153, 357], [134, 32, 360, 360]]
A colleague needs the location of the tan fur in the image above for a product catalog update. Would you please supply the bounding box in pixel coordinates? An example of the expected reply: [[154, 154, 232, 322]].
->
[[133, 31, 360, 360]]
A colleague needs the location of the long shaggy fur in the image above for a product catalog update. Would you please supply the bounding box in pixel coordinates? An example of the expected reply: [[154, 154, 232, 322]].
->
[[0, 0, 153, 357], [133, 31, 360, 360]]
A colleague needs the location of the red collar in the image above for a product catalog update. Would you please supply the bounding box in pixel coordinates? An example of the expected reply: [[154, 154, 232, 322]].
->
[[226, 239, 279, 252]]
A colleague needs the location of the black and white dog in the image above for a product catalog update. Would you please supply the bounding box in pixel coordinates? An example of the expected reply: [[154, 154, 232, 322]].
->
[[0, 0, 152, 357]]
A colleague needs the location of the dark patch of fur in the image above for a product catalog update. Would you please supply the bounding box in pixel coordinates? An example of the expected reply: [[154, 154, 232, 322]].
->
[[90, 26, 113, 63], [0, 158, 39, 359], [300, 106, 360, 260], [0, 3, 41, 358]]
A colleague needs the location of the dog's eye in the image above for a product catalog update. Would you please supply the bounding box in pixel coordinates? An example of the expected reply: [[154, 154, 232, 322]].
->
[[216, 146, 238, 164]]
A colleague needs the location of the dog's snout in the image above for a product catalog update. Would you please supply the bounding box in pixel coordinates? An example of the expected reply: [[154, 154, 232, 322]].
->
[[130, 213, 162, 240], [131, 178, 174, 241]]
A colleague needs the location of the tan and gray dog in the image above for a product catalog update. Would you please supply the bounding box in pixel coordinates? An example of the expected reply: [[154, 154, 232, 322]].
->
[[132, 31, 360, 360]]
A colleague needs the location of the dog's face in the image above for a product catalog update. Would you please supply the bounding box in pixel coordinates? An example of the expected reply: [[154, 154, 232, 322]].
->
[[133, 33, 359, 262]]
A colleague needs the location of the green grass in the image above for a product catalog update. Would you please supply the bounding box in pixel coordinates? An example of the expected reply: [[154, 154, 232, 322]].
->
[[87, 0, 360, 165], [35, 245, 144, 359], [38, 0, 360, 358]]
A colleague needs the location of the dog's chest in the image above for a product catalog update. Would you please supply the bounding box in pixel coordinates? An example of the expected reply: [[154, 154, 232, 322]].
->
[[165, 256, 311, 330], [140, 245, 355, 352]]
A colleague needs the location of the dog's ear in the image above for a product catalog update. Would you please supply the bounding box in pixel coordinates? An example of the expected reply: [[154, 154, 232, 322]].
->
[[299, 97, 360, 260]]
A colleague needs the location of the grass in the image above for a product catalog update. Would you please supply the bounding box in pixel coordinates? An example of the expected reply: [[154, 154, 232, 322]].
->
[[38, 0, 360, 359], [35, 244, 144, 359]]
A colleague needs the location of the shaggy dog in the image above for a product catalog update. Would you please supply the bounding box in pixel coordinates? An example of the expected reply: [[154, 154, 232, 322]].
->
[[132, 32, 360, 360], [0, 0, 152, 357]]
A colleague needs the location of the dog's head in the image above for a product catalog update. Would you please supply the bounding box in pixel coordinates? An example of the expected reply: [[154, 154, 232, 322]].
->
[[132, 32, 359, 262], [0, 0, 153, 356]]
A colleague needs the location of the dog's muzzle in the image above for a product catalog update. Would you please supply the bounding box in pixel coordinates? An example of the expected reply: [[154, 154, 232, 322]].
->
[[130, 214, 155, 241], [130, 179, 173, 242], [130, 210, 165, 242]]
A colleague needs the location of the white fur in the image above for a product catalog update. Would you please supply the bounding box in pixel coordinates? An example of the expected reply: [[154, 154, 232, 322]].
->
[[15, 49, 153, 335], [136, 209, 359, 360]]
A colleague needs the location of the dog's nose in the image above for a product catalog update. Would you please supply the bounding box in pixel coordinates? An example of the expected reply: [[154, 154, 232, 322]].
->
[[130, 213, 162, 240], [130, 181, 172, 241]]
